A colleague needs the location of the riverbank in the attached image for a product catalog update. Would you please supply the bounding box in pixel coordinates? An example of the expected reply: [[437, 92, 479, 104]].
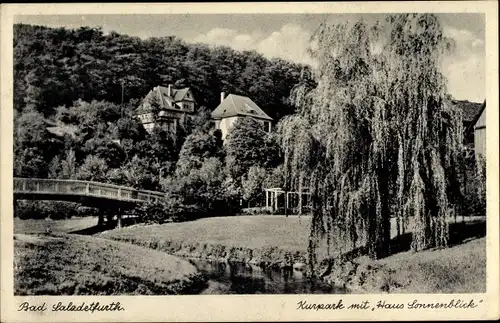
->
[[99, 216, 310, 268], [99, 215, 486, 293], [14, 232, 207, 295], [324, 237, 486, 293], [14, 215, 485, 294]]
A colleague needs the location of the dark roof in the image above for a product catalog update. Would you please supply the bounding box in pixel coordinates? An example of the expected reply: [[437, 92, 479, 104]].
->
[[136, 85, 195, 114], [469, 100, 486, 132], [211, 94, 273, 121], [446, 98, 484, 123]]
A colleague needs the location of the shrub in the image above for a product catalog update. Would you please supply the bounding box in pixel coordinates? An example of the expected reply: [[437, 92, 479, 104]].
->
[[135, 197, 186, 224], [240, 207, 272, 216], [465, 156, 486, 216], [14, 201, 95, 219]]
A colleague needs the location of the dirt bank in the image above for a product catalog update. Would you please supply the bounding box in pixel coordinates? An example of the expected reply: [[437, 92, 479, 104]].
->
[[14, 233, 207, 295], [99, 216, 310, 269], [102, 234, 308, 269]]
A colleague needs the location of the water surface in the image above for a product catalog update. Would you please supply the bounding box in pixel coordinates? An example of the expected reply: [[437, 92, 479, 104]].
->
[[189, 259, 346, 294]]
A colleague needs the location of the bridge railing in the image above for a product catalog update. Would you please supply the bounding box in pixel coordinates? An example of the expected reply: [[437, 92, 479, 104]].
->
[[13, 178, 165, 203]]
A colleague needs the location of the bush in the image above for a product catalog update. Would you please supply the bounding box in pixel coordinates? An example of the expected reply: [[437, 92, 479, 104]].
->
[[240, 207, 272, 215], [14, 201, 96, 220], [458, 154, 486, 217], [135, 198, 186, 224]]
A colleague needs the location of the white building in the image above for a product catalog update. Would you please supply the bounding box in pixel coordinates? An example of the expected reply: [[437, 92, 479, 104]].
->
[[473, 101, 486, 159], [211, 92, 273, 140]]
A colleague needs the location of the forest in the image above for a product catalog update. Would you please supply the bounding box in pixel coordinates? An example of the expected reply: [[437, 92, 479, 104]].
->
[[13, 14, 486, 265]]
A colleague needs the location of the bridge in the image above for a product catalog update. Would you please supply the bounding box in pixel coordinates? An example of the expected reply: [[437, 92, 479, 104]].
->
[[13, 178, 166, 227]]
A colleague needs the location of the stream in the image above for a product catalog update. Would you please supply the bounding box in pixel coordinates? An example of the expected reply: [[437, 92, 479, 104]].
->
[[189, 259, 346, 294]]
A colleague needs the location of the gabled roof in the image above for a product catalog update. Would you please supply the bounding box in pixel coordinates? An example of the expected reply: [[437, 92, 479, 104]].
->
[[173, 88, 194, 102], [468, 100, 486, 132], [136, 85, 195, 114], [445, 98, 484, 123], [211, 94, 273, 121]]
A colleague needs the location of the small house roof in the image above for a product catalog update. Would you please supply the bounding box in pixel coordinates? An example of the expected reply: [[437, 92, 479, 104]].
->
[[211, 94, 273, 121], [468, 100, 486, 132], [445, 98, 484, 123]]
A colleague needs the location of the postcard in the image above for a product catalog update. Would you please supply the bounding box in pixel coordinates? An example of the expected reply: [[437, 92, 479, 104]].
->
[[1, 1, 498, 322]]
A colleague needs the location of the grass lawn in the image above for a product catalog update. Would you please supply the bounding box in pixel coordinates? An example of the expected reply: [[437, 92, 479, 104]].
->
[[351, 237, 486, 293], [101, 215, 312, 252], [14, 232, 206, 295], [14, 216, 98, 234], [100, 215, 485, 253]]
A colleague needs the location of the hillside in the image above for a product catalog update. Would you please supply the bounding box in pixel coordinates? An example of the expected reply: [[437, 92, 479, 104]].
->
[[14, 23, 314, 121]]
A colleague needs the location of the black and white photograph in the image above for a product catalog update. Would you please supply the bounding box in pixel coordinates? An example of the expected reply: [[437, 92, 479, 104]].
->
[[1, 2, 498, 322]]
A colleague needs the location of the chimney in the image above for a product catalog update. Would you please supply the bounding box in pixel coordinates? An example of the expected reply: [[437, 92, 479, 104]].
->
[[168, 84, 172, 97], [220, 92, 225, 103]]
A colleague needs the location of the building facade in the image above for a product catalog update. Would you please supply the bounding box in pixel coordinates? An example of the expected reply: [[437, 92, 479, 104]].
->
[[136, 85, 196, 133], [211, 92, 273, 141], [473, 101, 486, 159]]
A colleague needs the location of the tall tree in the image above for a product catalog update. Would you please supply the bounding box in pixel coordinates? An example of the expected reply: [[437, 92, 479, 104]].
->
[[282, 14, 461, 267], [14, 108, 62, 177], [225, 117, 281, 181], [175, 128, 224, 177]]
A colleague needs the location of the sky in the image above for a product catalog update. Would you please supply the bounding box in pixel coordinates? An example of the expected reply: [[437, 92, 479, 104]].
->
[[15, 13, 486, 102]]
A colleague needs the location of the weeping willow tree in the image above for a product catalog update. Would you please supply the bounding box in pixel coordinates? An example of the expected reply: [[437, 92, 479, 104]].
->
[[281, 14, 463, 269]]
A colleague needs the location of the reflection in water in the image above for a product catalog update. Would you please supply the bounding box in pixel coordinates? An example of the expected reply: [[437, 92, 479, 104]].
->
[[189, 259, 345, 294]]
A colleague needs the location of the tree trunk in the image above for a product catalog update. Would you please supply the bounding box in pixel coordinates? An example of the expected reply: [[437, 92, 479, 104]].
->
[[370, 164, 391, 259], [116, 208, 122, 229], [97, 214, 104, 226]]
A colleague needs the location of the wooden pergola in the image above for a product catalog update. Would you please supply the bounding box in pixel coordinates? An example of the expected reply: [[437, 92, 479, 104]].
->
[[264, 187, 311, 215], [264, 187, 284, 212]]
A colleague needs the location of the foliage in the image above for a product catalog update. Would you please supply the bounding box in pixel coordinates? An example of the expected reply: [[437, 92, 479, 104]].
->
[[116, 116, 146, 142], [109, 156, 160, 190], [77, 155, 109, 182], [242, 166, 267, 205], [239, 207, 273, 215], [146, 126, 178, 166], [135, 199, 184, 224], [161, 155, 240, 220], [283, 14, 463, 265], [14, 108, 63, 177], [225, 117, 282, 181], [175, 129, 224, 177], [464, 155, 486, 216], [14, 200, 97, 220], [60, 149, 77, 179], [82, 138, 126, 169], [263, 164, 285, 189], [176, 157, 232, 218]]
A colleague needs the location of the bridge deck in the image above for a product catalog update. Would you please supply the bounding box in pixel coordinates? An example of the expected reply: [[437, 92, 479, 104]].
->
[[13, 178, 165, 206]]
